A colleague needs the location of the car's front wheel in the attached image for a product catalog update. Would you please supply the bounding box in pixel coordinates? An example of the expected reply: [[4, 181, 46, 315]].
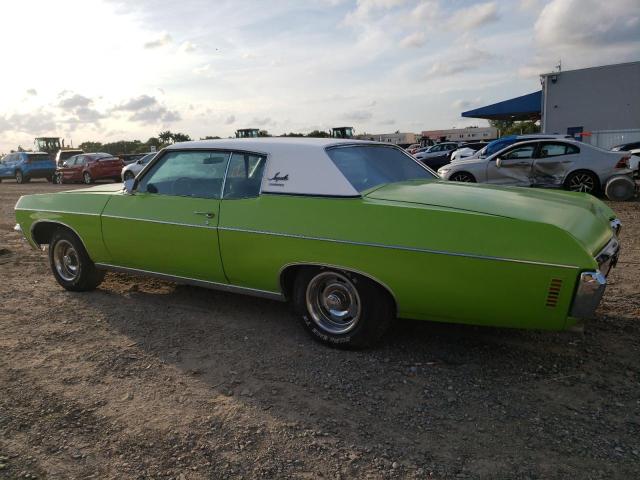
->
[[83, 172, 93, 184], [293, 268, 394, 348], [49, 228, 105, 291], [123, 171, 135, 181], [450, 171, 476, 183]]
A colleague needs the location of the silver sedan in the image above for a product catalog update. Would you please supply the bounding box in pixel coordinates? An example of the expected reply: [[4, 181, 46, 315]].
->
[[438, 139, 634, 195]]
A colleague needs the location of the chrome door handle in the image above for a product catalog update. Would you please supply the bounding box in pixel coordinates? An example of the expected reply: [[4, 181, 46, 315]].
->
[[194, 211, 215, 218]]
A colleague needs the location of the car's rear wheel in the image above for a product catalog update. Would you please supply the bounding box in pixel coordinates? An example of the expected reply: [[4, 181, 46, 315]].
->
[[46, 175, 53, 183], [293, 268, 394, 348], [15, 170, 28, 184], [450, 171, 476, 183], [49, 228, 105, 291], [123, 171, 135, 181], [565, 170, 599, 194], [83, 172, 93, 184]]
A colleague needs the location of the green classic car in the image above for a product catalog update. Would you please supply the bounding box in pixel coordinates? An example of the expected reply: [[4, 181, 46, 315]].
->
[[14, 139, 621, 347]]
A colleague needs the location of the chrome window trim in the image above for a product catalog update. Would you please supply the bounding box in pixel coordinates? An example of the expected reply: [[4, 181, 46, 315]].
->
[[101, 214, 217, 229], [94, 263, 283, 301], [219, 226, 578, 269]]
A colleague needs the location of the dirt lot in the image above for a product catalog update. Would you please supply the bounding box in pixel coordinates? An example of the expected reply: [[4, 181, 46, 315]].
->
[[0, 180, 639, 480]]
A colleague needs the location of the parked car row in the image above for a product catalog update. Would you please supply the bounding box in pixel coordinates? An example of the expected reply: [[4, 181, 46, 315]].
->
[[0, 152, 56, 183], [438, 138, 635, 200], [53, 153, 124, 184]]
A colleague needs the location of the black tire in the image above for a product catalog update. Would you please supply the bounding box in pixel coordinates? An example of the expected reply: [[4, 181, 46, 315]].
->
[[48, 228, 105, 291], [292, 268, 394, 349], [450, 171, 476, 183], [15, 170, 26, 184], [123, 171, 135, 181], [53, 173, 64, 185], [564, 170, 600, 195], [83, 171, 93, 184], [46, 175, 53, 183]]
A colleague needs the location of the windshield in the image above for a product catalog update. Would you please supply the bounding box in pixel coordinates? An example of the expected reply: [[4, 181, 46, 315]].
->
[[326, 145, 435, 193]]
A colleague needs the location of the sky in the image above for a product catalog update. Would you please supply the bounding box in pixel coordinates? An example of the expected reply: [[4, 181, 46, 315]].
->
[[0, 0, 639, 153]]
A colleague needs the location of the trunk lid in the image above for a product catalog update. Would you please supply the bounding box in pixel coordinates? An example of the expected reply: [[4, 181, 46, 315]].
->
[[366, 180, 615, 256]]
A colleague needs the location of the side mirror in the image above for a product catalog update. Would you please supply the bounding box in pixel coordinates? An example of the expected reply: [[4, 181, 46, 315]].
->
[[495, 157, 502, 168], [137, 159, 143, 164], [62, 161, 69, 167], [123, 178, 136, 195]]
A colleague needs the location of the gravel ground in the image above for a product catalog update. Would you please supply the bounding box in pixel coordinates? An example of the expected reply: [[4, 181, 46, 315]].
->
[[1, 180, 639, 480]]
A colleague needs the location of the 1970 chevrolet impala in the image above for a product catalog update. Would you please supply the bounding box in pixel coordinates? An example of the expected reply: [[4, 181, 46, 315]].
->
[[14, 138, 621, 347]]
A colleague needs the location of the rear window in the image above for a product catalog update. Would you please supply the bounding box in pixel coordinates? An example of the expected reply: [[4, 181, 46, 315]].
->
[[326, 145, 435, 193], [26, 153, 50, 161], [59, 151, 82, 161]]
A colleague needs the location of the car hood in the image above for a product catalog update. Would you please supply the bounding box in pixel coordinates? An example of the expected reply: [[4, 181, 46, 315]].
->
[[366, 180, 616, 256], [62, 183, 124, 194]]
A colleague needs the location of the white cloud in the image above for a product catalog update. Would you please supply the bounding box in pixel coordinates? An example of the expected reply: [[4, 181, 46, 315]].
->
[[179, 41, 196, 53], [449, 2, 499, 30], [144, 32, 172, 49], [344, 110, 373, 121], [225, 115, 236, 125], [400, 31, 426, 48]]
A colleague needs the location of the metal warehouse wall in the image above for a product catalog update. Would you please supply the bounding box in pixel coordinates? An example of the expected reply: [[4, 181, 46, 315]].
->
[[541, 62, 640, 136]]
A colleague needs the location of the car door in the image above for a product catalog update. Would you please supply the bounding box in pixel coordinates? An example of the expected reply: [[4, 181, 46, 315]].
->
[[0, 154, 14, 178], [101, 149, 230, 283], [485, 143, 537, 186], [532, 142, 580, 186], [66, 156, 84, 181]]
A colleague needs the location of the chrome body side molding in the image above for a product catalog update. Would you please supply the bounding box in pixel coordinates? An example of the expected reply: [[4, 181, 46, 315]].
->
[[219, 226, 579, 269], [94, 263, 284, 301]]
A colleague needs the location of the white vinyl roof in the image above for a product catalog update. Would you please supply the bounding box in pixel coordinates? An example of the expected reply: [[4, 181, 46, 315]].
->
[[166, 137, 387, 197]]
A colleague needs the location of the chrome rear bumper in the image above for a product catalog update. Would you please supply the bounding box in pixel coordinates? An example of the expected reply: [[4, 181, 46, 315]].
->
[[570, 231, 621, 320]]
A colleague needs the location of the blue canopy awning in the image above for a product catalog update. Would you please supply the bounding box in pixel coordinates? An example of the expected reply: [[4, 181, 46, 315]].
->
[[462, 91, 541, 121]]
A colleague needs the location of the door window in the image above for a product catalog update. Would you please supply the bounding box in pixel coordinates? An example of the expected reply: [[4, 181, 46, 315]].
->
[[223, 152, 266, 199], [502, 145, 535, 159], [137, 150, 230, 198], [539, 142, 579, 157]]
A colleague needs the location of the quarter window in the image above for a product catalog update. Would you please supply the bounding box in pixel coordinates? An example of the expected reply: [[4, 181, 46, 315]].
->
[[137, 150, 230, 199], [223, 152, 266, 199]]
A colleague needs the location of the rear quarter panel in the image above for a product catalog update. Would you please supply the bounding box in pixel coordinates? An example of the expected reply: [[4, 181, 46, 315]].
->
[[219, 194, 593, 330]]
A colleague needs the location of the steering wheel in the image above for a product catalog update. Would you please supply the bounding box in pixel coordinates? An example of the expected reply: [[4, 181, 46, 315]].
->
[[172, 177, 193, 196]]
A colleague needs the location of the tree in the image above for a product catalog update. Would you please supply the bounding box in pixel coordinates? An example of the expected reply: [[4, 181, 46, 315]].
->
[[201, 135, 221, 140], [307, 130, 330, 138], [79, 141, 103, 153], [280, 132, 305, 137], [489, 119, 540, 136], [158, 130, 173, 144], [172, 132, 192, 143], [258, 130, 271, 137]]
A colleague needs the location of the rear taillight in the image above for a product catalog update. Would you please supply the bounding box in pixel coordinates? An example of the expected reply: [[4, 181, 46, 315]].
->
[[615, 156, 630, 169]]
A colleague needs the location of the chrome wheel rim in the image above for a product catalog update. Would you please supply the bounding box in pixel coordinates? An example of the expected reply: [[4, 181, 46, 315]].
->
[[568, 173, 595, 193], [53, 240, 80, 282], [306, 272, 361, 335], [84, 173, 91, 184], [16, 172, 22, 182]]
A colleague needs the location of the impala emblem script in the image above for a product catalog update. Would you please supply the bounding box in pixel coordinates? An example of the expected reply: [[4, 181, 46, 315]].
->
[[268, 172, 289, 186]]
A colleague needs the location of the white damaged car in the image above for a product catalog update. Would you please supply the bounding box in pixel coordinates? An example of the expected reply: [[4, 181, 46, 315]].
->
[[438, 138, 635, 197]]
